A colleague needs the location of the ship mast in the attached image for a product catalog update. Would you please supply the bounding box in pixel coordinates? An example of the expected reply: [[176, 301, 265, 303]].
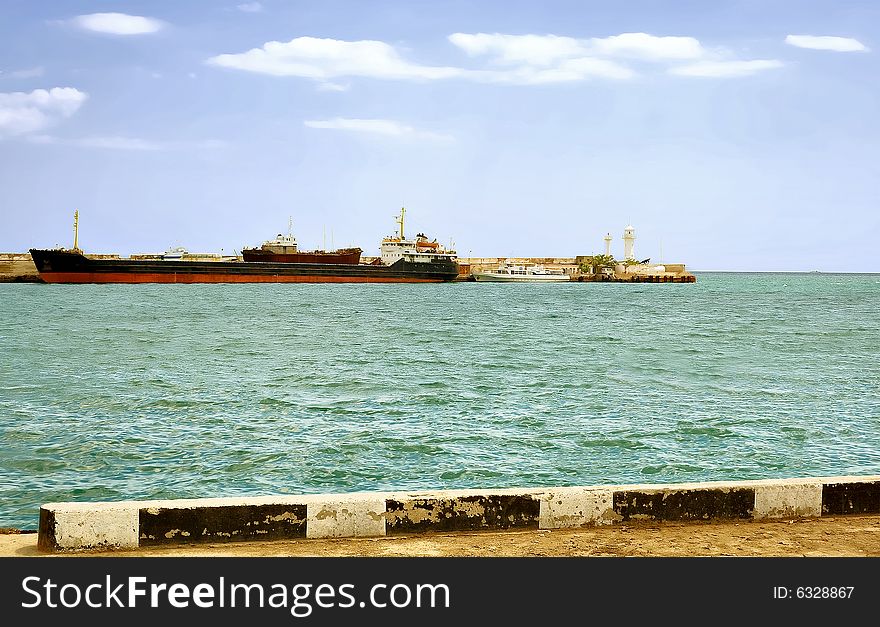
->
[[72, 210, 81, 252], [396, 207, 406, 240]]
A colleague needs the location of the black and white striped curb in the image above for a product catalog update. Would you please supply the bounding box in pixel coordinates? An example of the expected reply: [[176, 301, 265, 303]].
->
[[37, 475, 880, 551]]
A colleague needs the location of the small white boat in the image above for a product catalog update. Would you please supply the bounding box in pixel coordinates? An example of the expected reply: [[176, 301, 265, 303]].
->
[[163, 246, 188, 260], [472, 260, 570, 282]]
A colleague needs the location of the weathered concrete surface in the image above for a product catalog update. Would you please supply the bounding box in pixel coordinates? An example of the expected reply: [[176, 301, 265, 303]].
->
[[385, 494, 540, 534], [33, 476, 880, 552], [306, 496, 385, 539], [754, 482, 823, 520], [140, 503, 307, 545], [538, 488, 617, 529], [822, 480, 880, 515], [39, 503, 138, 551], [0, 254, 40, 282], [613, 488, 755, 522]]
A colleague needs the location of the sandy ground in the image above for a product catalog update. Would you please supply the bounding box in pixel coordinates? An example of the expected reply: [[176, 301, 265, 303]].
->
[[3, 515, 880, 557]]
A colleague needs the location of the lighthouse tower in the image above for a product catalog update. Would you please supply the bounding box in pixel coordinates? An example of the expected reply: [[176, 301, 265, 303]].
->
[[603, 233, 613, 257], [623, 225, 636, 260]]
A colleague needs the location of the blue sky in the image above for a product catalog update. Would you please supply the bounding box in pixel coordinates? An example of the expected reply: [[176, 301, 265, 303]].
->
[[1, 0, 877, 271]]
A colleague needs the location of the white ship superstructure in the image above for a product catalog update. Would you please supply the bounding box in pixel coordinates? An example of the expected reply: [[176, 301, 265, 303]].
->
[[379, 208, 457, 266]]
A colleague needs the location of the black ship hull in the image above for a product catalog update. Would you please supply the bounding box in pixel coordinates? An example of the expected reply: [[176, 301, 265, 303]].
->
[[29, 249, 459, 284]]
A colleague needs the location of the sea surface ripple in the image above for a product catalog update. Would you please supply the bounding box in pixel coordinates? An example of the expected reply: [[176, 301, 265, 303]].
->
[[1, 272, 879, 528]]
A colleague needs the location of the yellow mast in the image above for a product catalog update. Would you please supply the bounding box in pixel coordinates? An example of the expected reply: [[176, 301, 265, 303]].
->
[[396, 207, 406, 240], [73, 210, 80, 252]]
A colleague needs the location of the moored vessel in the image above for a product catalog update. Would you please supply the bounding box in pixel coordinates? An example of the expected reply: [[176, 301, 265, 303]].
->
[[30, 209, 458, 284], [240, 220, 362, 264], [472, 260, 570, 282]]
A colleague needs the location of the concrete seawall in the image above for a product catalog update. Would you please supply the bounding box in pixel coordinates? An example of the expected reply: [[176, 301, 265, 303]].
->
[[0, 254, 40, 282], [37, 475, 880, 552]]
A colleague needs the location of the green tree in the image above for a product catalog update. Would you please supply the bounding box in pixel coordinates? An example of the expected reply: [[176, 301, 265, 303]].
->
[[579, 254, 616, 275]]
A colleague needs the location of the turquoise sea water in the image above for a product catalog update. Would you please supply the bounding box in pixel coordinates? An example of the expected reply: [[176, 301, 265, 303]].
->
[[1, 273, 879, 529]]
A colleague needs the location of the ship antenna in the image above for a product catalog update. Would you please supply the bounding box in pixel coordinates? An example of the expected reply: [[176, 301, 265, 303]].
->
[[73, 209, 80, 252], [288, 216, 292, 238]]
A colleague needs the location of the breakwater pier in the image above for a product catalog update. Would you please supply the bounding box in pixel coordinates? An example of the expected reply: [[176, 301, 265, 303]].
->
[[0, 253, 39, 282], [33, 475, 880, 551], [454, 256, 696, 282]]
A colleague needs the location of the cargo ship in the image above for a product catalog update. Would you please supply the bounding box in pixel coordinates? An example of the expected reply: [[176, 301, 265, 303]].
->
[[240, 219, 363, 264], [30, 209, 459, 284]]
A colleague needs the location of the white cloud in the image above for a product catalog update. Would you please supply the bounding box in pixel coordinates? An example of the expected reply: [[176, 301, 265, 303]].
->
[[208, 35, 630, 84], [0, 67, 45, 79], [237, 2, 263, 12], [591, 33, 704, 60], [0, 87, 87, 137], [73, 13, 164, 35], [669, 59, 784, 77], [209, 33, 783, 86], [447, 32, 633, 81], [449, 33, 585, 66], [449, 32, 713, 81], [304, 118, 453, 141], [207, 37, 464, 80], [785, 35, 868, 52]]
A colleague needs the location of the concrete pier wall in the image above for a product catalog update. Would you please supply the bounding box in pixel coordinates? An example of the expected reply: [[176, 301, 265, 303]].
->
[[37, 475, 880, 552], [0, 253, 40, 282]]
